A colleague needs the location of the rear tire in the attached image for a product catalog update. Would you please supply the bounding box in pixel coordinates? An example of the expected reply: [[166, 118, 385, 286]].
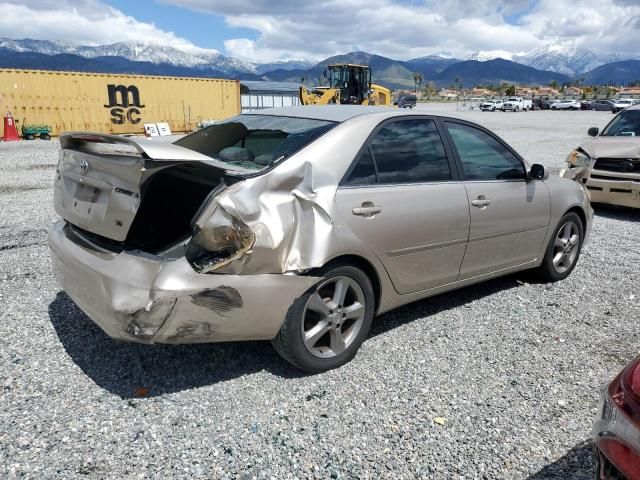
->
[[535, 212, 584, 282], [272, 265, 375, 373]]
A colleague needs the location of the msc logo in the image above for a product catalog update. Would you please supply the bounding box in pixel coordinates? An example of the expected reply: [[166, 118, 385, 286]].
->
[[104, 84, 145, 125]]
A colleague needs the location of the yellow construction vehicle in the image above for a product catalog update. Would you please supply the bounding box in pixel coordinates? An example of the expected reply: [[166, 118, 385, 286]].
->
[[299, 64, 391, 106]]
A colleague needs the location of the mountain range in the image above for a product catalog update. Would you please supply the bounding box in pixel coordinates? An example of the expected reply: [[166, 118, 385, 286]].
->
[[0, 38, 638, 90]]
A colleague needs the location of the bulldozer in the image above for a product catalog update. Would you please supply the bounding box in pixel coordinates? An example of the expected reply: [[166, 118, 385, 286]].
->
[[299, 64, 391, 106]]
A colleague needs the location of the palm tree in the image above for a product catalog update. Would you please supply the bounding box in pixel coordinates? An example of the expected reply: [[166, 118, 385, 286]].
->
[[454, 76, 463, 91]]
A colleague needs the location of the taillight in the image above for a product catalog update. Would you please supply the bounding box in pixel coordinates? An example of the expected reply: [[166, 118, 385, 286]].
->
[[594, 357, 640, 480], [597, 438, 640, 479], [628, 361, 640, 401], [186, 205, 255, 274]]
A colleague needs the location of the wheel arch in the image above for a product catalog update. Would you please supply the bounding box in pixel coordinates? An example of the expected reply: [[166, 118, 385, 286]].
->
[[308, 254, 383, 314], [564, 205, 588, 231]]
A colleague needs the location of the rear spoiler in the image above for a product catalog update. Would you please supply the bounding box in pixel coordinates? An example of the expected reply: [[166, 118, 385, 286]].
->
[[59, 132, 213, 162]]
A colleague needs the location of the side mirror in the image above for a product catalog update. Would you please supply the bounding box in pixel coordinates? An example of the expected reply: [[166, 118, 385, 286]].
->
[[529, 164, 547, 181], [588, 127, 599, 137]]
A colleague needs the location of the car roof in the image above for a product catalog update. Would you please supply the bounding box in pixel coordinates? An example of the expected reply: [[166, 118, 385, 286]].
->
[[248, 105, 405, 122]]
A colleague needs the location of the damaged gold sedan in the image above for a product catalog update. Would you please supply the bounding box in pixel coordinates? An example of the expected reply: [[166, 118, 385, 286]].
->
[[49, 106, 592, 372]]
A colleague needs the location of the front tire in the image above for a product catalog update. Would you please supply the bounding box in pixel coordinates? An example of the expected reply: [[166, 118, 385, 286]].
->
[[535, 212, 584, 282], [272, 265, 375, 372]]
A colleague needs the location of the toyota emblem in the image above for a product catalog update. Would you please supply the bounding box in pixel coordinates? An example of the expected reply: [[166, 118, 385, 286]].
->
[[620, 161, 635, 172], [79, 159, 89, 176]]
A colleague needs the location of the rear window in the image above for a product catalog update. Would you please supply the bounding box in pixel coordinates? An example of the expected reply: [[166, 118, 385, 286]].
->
[[175, 115, 337, 174], [602, 110, 640, 136]]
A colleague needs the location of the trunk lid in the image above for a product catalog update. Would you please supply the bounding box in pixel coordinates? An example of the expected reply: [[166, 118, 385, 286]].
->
[[54, 133, 219, 243]]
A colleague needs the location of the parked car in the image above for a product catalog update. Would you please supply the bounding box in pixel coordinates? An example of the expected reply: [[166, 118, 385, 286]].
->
[[593, 355, 640, 480], [501, 97, 532, 111], [562, 103, 640, 208], [545, 99, 561, 110], [551, 100, 581, 110], [580, 101, 592, 110], [612, 98, 636, 113], [480, 100, 503, 111], [49, 106, 592, 372], [397, 93, 417, 109], [591, 99, 615, 111], [534, 99, 556, 110]]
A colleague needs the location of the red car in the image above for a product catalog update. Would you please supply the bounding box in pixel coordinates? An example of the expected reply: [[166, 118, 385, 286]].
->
[[593, 356, 640, 479]]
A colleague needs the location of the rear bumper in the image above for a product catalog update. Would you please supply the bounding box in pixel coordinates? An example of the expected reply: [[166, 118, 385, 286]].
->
[[48, 221, 320, 344]]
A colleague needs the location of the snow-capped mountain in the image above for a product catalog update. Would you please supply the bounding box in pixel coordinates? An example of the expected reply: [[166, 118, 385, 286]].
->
[[1, 37, 640, 81], [0, 38, 70, 55], [514, 44, 638, 77], [0, 38, 257, 75], [464, 50, 514, 62]]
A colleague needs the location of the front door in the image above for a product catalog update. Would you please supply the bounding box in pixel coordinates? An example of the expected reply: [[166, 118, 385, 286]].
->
[[335, 118, 470, 294], [443, 121, 551, 279]]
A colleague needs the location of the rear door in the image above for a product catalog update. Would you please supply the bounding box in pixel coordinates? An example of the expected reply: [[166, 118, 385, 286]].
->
[[334, 117, 470, 294], [442, 120, 550, 279]]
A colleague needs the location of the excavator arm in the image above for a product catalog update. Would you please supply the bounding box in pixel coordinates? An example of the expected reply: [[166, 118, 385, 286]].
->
[[299, 86, 340, 105]]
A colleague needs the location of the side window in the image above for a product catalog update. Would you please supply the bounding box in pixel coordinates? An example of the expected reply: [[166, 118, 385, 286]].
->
[[343, 147, 377, 186], [445, 122, 525, 181], [370, 119, 451, 184]]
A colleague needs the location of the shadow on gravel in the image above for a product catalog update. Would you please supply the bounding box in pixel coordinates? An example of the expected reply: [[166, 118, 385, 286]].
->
[[526, 440, 594, 479], [370, 273, 523, 337], [49, 291, 306, 399], [593, 204, 640, 223], [50, 274, 523, 398]]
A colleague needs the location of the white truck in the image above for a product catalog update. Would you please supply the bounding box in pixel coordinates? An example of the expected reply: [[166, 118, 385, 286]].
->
[[501, 97, 532, 112]]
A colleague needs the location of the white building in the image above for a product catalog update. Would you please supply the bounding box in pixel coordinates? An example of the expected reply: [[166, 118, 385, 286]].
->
[[240, 81, 302, 113]]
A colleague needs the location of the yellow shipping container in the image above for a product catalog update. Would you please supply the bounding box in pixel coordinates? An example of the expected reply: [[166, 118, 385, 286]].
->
[[0, 68, 241, 136]]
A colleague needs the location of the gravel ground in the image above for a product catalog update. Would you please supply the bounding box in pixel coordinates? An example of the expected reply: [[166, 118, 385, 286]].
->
[[1, 106, 638, 479]]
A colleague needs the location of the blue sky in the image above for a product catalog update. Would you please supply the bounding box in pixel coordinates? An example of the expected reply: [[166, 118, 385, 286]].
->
[[103, 0, 255, 50]]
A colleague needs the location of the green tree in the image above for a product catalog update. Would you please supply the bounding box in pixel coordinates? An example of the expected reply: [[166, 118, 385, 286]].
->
[[413, 72, 423, 94], [424, 81, 436, 99]]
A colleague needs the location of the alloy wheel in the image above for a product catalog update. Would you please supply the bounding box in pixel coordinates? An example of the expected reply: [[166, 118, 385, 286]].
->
[[301, 276, 366, 359], [552, 221, 580, 274]]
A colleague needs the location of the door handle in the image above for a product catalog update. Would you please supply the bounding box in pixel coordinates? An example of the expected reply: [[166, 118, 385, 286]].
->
[[352, 202, 382, 217], [471, 196, 491, 208]]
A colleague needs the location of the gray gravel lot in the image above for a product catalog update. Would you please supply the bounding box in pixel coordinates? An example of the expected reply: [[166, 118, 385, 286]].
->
[[1, 105, 638, 479]]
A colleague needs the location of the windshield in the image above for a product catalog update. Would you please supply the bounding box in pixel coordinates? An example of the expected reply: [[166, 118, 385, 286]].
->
[[174, 115, 337, 174], [508, 98, 518, 101], [602, 110, 640, 136]]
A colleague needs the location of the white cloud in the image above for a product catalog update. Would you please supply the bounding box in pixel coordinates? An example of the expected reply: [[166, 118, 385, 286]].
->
[[0, 0, 198, 49], [1, 0, 638, 63], [164, 0, 640, 62]]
